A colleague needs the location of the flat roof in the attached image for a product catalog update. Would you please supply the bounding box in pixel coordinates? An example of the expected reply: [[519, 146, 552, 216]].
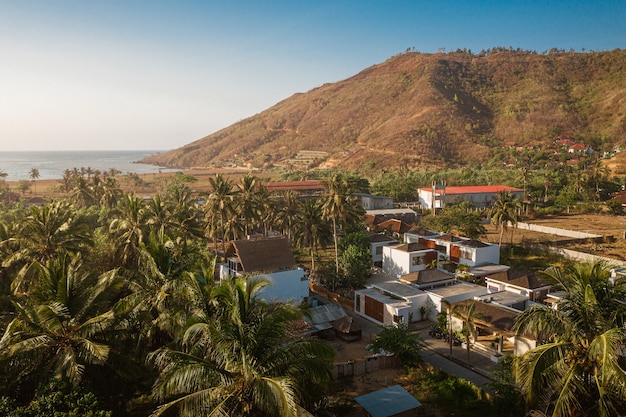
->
[[475, 291, 528, 308], [469, 264, 510, 277], [366, 208, 418, 216], [418, 185, 523, 195], [356, 287, 411, 307], [371, 281, 425, 298], [426, 282, 490, 299]]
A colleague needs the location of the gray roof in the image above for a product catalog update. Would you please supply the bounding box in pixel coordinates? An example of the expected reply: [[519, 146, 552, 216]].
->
[[401, 268, 455, 285], [355, 385, 422, 417], [371, 281, 424, 298]]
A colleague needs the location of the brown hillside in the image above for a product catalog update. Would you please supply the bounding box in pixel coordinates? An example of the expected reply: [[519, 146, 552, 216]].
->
[[142, 49, 626, 171]]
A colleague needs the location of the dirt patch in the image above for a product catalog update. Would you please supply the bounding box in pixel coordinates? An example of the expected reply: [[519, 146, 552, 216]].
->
[[482, 213, 626, 262]]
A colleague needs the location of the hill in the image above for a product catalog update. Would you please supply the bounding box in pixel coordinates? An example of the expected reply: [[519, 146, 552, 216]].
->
[[141, 48, 626, 171]]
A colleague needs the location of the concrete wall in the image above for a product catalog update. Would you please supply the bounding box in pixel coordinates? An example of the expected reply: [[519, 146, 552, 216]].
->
[[259, 269, 309, 304], [515, 222, 600, 239], [460, 244, 500, 267], [382, 246, 429, 278]]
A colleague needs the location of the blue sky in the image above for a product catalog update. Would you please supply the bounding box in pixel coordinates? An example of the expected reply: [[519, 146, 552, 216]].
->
[[1, 1, 624, 151]]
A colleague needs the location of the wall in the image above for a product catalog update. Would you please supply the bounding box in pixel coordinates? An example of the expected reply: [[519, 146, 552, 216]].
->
[[260, 269, 309, 304], [333, 354, 400, 378], [515, 222, 600, 239]]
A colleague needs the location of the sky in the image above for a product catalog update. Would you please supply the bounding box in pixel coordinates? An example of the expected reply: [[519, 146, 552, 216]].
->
[[1, 1, 624, 152]]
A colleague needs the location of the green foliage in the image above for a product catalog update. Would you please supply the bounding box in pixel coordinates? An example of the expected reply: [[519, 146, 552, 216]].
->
[[338, 244, 371, 289], [405, 366, 494, 415], [369, 323, 423, 367], [605, 200, 624, 215], [488, 356, 524, 416], [0, 383, 112, 417], [420, 201, 486, 239], [338, 230, 370, 252]]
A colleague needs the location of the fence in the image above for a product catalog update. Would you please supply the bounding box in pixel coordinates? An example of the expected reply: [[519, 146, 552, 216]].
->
[[310, 284, 354, 311], [332, 354, 400, 379], [515, 222, 601, 239], [526, 243, 625, 268]]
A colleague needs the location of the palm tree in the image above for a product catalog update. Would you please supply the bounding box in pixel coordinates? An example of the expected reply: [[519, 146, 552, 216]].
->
[[275, 190, 301, 241], [489, 191, 521, 247], [3, 200, 92, 276], [163, 183, 204, 244], [109, 194, 149, 267], [0, 253, 122, 387], [513, 261, 626, 417], [450, 300, 485, 365], [321, 173, 363, 284], [235, 172, 262, 237], [294, 199, 332, 272], [149, 276, 335, 417], [29, 168, 40, 196], [204, 174, 236, 257]]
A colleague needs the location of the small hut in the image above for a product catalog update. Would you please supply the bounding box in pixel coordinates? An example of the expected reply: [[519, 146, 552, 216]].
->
[[331, 316, 362, 342]]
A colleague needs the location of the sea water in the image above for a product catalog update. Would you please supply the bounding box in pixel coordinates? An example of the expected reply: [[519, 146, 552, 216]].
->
[[0, 150, 176, 181]]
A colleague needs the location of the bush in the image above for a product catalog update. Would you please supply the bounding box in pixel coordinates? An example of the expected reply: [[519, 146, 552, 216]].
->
[[369, 323, 423, 367]]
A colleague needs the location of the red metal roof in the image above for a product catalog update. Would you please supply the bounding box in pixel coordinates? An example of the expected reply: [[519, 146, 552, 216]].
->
[[418, 185, 522, 195]]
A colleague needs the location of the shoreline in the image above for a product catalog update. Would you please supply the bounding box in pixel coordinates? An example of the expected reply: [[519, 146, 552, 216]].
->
[[2, 166, 264, 199]]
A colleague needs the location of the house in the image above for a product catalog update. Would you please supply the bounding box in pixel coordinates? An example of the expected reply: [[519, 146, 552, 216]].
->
[[355, 385, 422, 417], [368, 233, 399, 267], [484, 269, 551, 302], [406, 231, 500, 267], [449, 238, 500, 266], [449, 299, 536, 356], [356, 193, 394, 210], [354, 281, 428, 326], [365, 207, 419, 225], [423, 282, 491, 321], [568, 143, 588, 153], [399, 268, 456, 290], [417, 185, 524, 209], [375, 219, 413, 237], [218, 236, 309, 303], [382, 242, 438, 278]]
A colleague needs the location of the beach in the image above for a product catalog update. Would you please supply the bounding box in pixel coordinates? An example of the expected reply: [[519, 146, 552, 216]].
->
[[3, 166, 263, 199]]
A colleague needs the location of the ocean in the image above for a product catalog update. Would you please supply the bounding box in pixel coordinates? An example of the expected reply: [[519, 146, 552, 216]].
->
[[0, 150, 177, 181]]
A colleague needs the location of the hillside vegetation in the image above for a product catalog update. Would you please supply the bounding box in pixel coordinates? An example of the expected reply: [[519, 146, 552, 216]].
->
[[142, 48, 626, 171]]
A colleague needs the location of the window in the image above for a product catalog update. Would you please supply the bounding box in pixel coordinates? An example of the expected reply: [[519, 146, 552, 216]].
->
[[355, 296, 361, 312], [460, 247, 473, 260], [435, 244, 446, 253], [376, 246, 383, 255], [393, 314, 404, 323], [411, 256, 423, 266]]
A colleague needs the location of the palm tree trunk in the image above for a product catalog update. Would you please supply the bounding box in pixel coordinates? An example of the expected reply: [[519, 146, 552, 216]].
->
[[332, 217, 339, 291]]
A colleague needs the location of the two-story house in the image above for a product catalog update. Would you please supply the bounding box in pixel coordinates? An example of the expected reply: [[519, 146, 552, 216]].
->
[[382, 242, 438, 278], [219, 236, 309, 303]]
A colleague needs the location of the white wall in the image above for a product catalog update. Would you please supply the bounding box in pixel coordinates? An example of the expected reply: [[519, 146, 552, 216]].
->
[[382, 246, 428, 278], [258, 269, 309, 304], [459, 244, 500, 267]]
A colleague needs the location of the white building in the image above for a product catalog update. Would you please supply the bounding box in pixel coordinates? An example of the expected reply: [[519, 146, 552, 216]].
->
[[354, 281, 428, 326], [418, 185, 524, 209], [219, 236, 309, 304], [382, 243, 438, 278]]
